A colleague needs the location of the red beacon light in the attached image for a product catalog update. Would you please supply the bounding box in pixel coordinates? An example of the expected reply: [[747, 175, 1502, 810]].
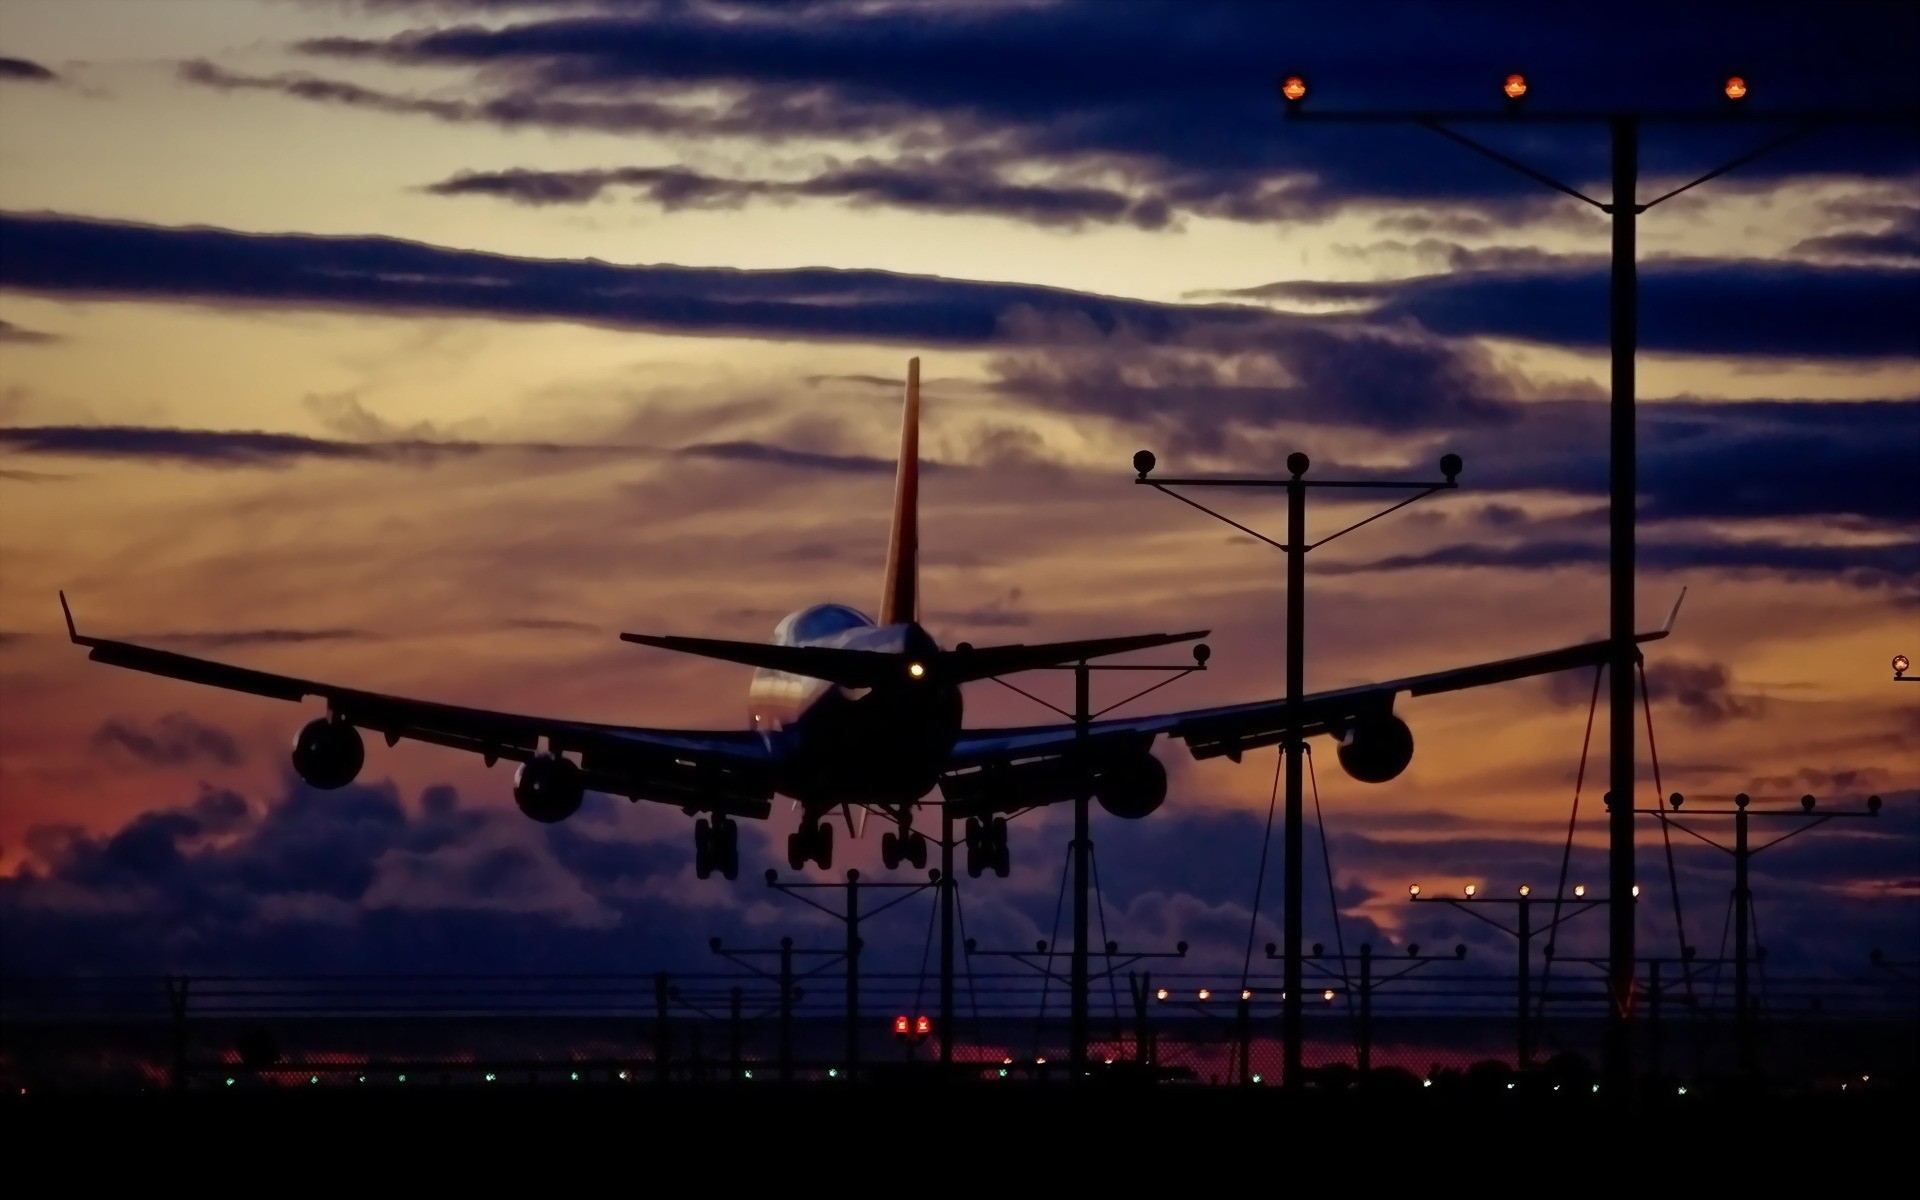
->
[[1279, 74, 1308, 115]]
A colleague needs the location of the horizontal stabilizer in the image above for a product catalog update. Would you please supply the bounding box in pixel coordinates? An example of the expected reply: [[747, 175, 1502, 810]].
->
[[941, 630, 1209, 683], [618, 632, 905, 688], [621, 628, 1210, 687]]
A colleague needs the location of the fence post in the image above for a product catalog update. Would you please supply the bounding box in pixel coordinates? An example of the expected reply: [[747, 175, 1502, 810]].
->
[[1236, 996, 1252, 1085], [1131, 970, 1154, 1067], [653, 970, 671, 1085], [729, 986, 744, 1081], [165, 975, 190, 1093], [779, 937, 795, 1082], [1358, 944, 1373, 1075]]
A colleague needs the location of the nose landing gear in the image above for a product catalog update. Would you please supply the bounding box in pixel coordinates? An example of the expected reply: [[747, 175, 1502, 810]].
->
[[693, 816, 740, 881], [880, 819, 929, 871], [963, 815, 1010, 878], [786, 817, 834, 871]]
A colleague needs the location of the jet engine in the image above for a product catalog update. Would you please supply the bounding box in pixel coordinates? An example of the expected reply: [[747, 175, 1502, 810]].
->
[[1095, 752, 1168, 820], [514, 753, 585, 824], [291, 717, 364, 790], [1336, 715, 1415, 784]]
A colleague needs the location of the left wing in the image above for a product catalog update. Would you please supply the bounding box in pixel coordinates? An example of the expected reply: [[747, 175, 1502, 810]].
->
[[61, 594, 776, 819], [950, 595, 1684, 770]]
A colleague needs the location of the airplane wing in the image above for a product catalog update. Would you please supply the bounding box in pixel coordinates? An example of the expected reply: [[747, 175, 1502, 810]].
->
[[950, 592, 1685, 770], [60, 594, 776, 819]]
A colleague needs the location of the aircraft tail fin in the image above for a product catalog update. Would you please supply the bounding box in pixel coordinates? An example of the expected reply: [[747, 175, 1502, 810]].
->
[[879, 357, 920, 626]]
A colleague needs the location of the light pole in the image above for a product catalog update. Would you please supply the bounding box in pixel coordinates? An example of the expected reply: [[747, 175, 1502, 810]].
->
[[1135, 448, 1459, 1087], [1408, 881, 1605, 1069], [959, 650, 1205, 1080], [1645, 790, 1882, 1076], [1274, 71, 1919, 1091]]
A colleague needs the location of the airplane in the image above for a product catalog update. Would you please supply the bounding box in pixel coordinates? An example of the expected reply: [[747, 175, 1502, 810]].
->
[[60, 357, 1684, 882]]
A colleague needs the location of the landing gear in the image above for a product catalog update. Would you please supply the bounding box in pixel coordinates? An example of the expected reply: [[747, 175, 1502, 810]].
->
[[880, 822, 930, 871], [694, 816, 740, 881], [786, 818, 834, 871], [963, 815, 1010, 879]]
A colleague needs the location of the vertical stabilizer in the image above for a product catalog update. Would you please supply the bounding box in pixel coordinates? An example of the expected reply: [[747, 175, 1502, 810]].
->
[[879, 357, 920, 625]]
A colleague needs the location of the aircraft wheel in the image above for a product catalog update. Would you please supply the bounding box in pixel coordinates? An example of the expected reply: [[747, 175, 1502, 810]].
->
[[694, 819, 713, 880], [815, 821, 834, 870], [787, 831, 807, 873], [881, 830, 901, 870], [907, 832, 929, 870], [965, 841, 983, 879]]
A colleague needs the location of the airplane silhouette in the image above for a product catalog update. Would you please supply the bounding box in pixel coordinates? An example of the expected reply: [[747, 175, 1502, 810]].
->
[[61, 358, 1682, 880]]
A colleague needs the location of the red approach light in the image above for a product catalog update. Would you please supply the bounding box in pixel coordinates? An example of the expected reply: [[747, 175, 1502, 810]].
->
[[1502, 73, 1528, 101], [915, 1015, 933, 1037], [893, 1014, 910, 1036], [1280, 75, 1307, 103], [1724, 75, 1748, 101]]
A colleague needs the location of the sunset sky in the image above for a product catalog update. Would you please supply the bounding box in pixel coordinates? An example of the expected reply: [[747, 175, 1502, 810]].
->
[[1, 0, 1914, 991]]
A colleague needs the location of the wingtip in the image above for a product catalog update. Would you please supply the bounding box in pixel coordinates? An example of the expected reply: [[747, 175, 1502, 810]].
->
[[1663, 586, 1688, 634], [58, 589, 77, 641]]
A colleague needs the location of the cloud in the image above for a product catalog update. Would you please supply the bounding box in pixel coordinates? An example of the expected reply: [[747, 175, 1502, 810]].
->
[[1322, 397, 1920, 527], [0, 210, 1273, 347], [423, 155, 1176, 230], [89, 713, 246, 768], [141, 628, 375, 650], [0, 55, 57, 83], [248, 0, 1919, 228], [1326, 535, 1920, 595], [1218, 257, 1920, 359], [0, 317, 60, 344], [0, 423, 653, 468], [1794, 203, 1920, 264], [1543, 659, 1764, 726], [674, 439, 906, 475]]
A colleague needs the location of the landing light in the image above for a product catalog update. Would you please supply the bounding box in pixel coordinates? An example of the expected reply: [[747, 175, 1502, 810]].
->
[[1895, 654, 1910, 677], [1197, 988, 1212, 1001], [1156, 987, 1169, 1001], [907, 662, 926, 679], [1323, 988, 1336, 1002], [1241, 988, 1253, 1001], [1573, 885, 1587, 898], [1409, 884, 1421, 897], [1464, 884, 1477, 898], [1518, 884, 1531, 897]]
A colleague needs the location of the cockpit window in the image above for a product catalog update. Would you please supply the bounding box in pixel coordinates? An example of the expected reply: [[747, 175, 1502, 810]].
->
[[783, 603, 874, 643]]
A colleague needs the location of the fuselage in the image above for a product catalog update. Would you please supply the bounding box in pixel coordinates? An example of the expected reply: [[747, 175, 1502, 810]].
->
[[748, 603, 963, 812]]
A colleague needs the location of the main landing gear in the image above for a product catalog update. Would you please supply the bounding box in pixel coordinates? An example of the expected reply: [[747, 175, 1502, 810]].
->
[[694, 816, 740, 881], [787, 818, 834, 872], [880, 820, 929, 871], [964, 816, 1010, 879]]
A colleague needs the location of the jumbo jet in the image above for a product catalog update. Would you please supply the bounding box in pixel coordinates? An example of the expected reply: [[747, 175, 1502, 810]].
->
[[61, 358, 1681, 881]]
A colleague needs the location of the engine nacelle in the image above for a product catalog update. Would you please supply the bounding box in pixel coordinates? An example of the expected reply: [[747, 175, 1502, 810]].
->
[[290, 717, 364, 790], [1336, 715, 1415, 784], [514, 753, 584, 824], [1095, 752, 1168, 820]]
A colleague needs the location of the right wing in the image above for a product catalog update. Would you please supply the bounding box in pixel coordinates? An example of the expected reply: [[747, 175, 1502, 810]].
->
[[950, 590, 1687, 771], [62, 594, 776, 819]]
